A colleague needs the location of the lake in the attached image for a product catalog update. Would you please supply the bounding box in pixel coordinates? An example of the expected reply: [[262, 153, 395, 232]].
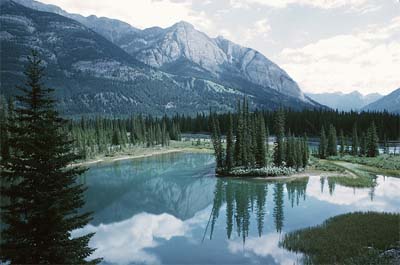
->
[[73, 152, 400, 265]]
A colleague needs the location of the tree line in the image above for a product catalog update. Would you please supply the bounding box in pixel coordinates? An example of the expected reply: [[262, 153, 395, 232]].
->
[[1, 100, 182, 160], [210, 99, 310, 174], [318, 121, 381, 158], [176, 109, 400, 140]]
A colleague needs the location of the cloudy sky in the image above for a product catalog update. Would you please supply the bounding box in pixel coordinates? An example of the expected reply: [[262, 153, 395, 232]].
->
[[39, 0, 400, 95]]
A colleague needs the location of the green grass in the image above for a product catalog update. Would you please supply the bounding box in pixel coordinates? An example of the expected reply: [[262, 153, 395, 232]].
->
[[329, 155, 400, 171], [328, 175, 375, 188], [313, 160, 346, 173], [281, 212, 400, 265]]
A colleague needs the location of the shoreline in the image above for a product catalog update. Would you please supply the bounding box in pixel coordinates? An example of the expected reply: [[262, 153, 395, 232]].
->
[[70, 147, 213, 167]]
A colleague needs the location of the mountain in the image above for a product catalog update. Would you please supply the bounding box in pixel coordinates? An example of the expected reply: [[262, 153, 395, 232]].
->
[[361, 88, 400, 114], [1, 0, 322, 116], [306, 91, 382, 111]]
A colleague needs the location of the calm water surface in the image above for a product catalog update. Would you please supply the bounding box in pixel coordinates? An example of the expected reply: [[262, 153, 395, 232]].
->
[[73, 153, 400, 265]]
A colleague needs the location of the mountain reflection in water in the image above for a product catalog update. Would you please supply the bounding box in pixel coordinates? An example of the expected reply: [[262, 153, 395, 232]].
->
[[72, 153, 400, 265]]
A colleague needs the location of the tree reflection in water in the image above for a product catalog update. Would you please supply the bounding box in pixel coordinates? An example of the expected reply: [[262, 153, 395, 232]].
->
[[206, 177, 309, 243]]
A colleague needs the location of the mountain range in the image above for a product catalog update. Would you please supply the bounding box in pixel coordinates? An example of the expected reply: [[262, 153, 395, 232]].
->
[[361, 88, 400, 114], [306, 91, 382, 111], [0, 0, 322, 116]]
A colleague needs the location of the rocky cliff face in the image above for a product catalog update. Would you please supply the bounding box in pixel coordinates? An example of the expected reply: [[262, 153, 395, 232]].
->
[[1, 0, 323, 115]]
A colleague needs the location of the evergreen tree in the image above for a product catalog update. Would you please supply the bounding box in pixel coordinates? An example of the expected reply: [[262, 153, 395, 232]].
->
[[234, 101, 243, 166], [327, 124, 337, 156], [0, 96, 10, 161], [210, 112, 224, 168], [255, 113, 266, 168], [366, 121, 379, 157], [319, 126, 327, 159], [352, 124, 359, 156], [302, 134, 309, 167], [273, 109, 285, 166], [0, 52, 99, 264], [339, 129, 345, 156], [360, 132, 367, 156], [225, 113, 234, 171]]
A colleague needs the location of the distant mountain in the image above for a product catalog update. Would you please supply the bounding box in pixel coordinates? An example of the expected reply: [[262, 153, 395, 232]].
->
[[1, 0, 323, 116], [15, 0, 309, 101], [306, 91, 382, 111], [361, 88, 400, 114]]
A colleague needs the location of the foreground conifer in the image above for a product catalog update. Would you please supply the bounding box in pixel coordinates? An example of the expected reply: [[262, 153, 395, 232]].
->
[[0, 51, 99, 264]]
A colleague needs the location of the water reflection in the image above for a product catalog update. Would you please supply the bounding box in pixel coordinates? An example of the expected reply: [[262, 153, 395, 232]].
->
[[76, 153, 400, 265], [80, 153, 216, 224], [207, 178, 309, 241]]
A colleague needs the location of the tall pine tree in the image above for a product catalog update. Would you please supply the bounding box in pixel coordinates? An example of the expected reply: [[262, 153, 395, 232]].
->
[[319, 126, 327, 159], [273, 109, 285, 166], [225, 113, 234, 171], [327, 124, 337, 156], [255, 113, 266, 168], [0, 52, 99, 264]]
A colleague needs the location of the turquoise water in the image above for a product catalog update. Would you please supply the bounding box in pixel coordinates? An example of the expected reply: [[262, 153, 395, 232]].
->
[[73, 153, 400, 265]]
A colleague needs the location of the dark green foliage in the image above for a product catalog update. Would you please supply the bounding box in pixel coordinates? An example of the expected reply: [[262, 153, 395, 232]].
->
[[318, 126, 327, 159], [0, 96, 10, 161], [273, 183, 285, 233], [339, 129, 345, 155], [210, 112, 224, 168], [281, 212, 400, 265], [210, 99, 310, 175], [0, 52, 99, 264], [366, 122, 379, 157], [225, 113, 234, 171], [360, 132, 367, 156], [352, 124, 359, 155], [176, 109, 399, 142], [327, 124, 337, 156], [302, 134, 309, 167], [255, 113, 267, 168], [65, 114, 175, 159], [273, 109, 285, 166]]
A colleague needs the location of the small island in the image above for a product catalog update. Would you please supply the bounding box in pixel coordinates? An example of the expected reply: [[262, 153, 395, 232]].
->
[[209, 98, 400, 179]]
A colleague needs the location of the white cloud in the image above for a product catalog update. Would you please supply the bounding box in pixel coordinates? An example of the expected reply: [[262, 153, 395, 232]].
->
[[216, 19, 272, 47], [278, 16, 400, 94], [306, 175, 400, 211], [39, 0, 214, 32], [72, 213, 186, 265], [227, 233, 300, 265], [71, 207, 212, 265], [230, 0, 374, 10]]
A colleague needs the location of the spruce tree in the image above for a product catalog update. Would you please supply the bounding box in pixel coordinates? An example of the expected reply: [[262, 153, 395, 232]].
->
[[225, 113, 234, 171], [366, 121, 379, 157], [0, 52, 99, 264], [319, 126, 327, 159], [302, 134, 309, 167], [273, 109, 285, 166], [339, 129, 345, 156], [327, 124, 337, 156], [352, 124, 359, 156], [255, 113, 266, 168], [360, 132, 367, 156], [210, 112, 223, 169]]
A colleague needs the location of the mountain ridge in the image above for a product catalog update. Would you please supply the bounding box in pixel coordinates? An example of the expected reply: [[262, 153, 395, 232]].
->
[[1, 0, 324, 116], [306, 91, 382, 111], [361, 88, 400, 114]]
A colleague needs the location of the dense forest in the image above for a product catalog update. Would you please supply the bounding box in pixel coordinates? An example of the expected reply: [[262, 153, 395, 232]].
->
[[2, 95, 399, 162], [177, 109, 400, 140]]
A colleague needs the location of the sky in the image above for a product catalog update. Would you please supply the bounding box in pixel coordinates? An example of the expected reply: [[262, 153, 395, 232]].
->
[[38, 0, 400, 95]]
